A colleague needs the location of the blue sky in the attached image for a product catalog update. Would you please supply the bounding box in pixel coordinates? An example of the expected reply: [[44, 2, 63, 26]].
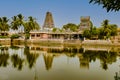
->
[[0, 0, 120, 28]]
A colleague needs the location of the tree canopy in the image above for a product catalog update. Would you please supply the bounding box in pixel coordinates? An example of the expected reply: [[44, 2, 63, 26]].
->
[[0, 17, 10, 32], [62, 23, 79, 32], [83, 19, 118, 39], [89, 0, 120, 12]]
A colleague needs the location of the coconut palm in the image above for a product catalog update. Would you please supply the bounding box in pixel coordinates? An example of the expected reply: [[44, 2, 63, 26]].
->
[[23, 16, 40, 40], [11, 14, 40, 44], [17, 14, 24, 26], [0, 17, 10, 32], [11, 16, 19, 31], [101, 19, 111, 39]]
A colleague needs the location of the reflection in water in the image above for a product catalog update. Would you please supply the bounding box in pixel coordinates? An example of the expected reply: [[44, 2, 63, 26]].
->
[[24, 46, 39, 69], [82, 50, 117, 70], [11, 54, 24, 70], [43, 53, 54, 70], [0, 45, 119, 80], [78, 55, 89, 69], [0, 46, 118, 70], [114, 72, 120, 80], [0, 47, 9, 67]]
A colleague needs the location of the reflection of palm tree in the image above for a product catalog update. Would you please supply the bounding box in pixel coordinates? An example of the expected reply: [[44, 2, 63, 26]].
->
[[43, 53, 54, 70], [11, 54, 24, 70], [34, 64, 38, 80], [80, 50, 117, 70], [0, 53, 9, 67], [0, 47, 8, 54], [24, 46, 39, 69], [98, 51, 117, 70], [101, 62, 108, 70], [0, 47, 9, 67]]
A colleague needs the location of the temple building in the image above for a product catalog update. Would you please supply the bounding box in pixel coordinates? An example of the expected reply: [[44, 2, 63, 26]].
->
[[79, 16, 91, 31], [43, 12, 55, 30], [29, 12, 84, 41]]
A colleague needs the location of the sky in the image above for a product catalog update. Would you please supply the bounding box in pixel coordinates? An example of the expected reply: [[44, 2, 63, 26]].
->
[[0, 0, 120, 28]]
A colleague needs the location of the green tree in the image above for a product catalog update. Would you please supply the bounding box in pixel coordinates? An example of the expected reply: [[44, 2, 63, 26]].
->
[[52, 28, 57, 32], [99, 19, 118, 39], [11, 14, 40, 41], [62, 23, 79, 32], [0, 17, 10, 32], [91, 27, 99, 36], [109, 24, 118, 36], [101, 20, 111, 39], [11, 16, 20, 31], [89, 0, 120, 12], [23, 16, 40, 40], [83, 29, 91, 39]]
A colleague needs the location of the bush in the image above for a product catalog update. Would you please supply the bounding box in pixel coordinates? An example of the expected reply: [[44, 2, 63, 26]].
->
[[11, 34, 20, 39], [0, 36, 9, 38]]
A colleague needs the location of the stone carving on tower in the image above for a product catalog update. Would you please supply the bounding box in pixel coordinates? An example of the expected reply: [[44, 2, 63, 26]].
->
[[43, 12, 55, 30]]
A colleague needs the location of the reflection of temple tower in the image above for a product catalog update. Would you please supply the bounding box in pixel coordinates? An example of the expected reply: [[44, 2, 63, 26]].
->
[[43, 53, 54, 70], [43, 12, 55, 30], [78, 55, 89, 69]]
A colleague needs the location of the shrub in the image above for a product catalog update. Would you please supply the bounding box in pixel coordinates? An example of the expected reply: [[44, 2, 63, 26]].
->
[[10, 34, 20, 39]]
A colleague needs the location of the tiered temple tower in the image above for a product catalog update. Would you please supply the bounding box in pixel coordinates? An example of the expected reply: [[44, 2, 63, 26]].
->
[[43, 12, 55, 30], [79, 16, 91, 31]]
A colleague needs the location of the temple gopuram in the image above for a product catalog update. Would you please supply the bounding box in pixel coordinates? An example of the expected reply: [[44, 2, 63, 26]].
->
[[43, 12, 55, 30], [79, 16, 91, 31], [29, 12, 91, 41]]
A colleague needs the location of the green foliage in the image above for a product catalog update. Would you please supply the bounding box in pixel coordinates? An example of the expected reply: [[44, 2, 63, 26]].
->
[[52, 28, 57, 32], [0, 36, 9, 38], [83, 26, 99, 39], [83, 29, 91, 39], [25, 33, 30, 39], [89, 0, 120, 12], [109, 24, 118, 36], [62, 23, 79, 32], [91, 27, 99, 36], [99, 19, 118, 39], [83, 19, 118, 39], [11, 14, 40, 40], [11, 34, 20, 39], [52, 28, 63, 33], [0, 17, 10, 31]]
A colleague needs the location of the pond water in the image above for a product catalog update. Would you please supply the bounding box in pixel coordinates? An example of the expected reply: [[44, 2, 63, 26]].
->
[[0, 45, 120, 80]]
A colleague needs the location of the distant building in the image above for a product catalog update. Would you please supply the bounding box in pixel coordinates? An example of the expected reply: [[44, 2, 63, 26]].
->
[[79, 16, 91, 31], [43, 12, 55, 30]]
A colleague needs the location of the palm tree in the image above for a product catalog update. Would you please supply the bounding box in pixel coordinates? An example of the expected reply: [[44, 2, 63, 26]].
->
[[23, 16, 40, 41], [11, 14, 40, 44], [0, 17, 10, 33], [102, 19, 109, 28], [101, 19, 111, 39], [17, 14, 24, 26], [11, 16, 20, 31]]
